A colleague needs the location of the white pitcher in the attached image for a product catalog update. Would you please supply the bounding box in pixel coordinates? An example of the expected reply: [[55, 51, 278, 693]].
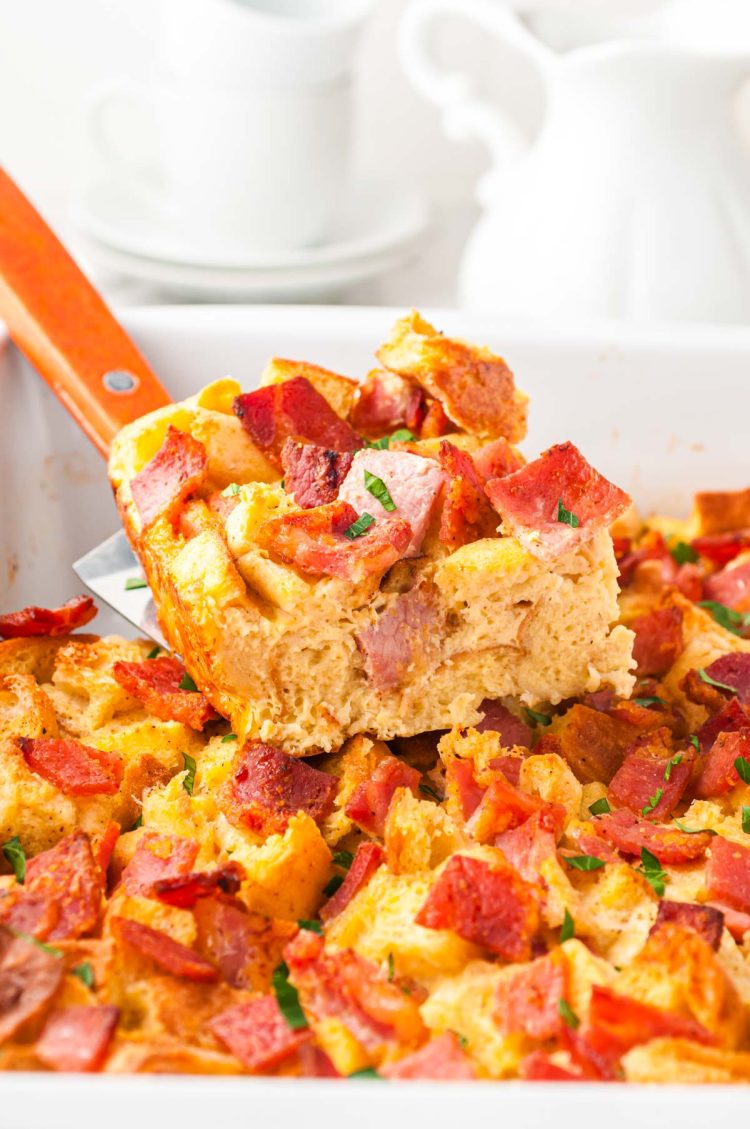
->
[[400, 0, 750, 323]]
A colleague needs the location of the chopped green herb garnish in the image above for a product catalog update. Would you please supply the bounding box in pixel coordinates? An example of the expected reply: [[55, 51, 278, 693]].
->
[[588, 797, 611, 816], [387, 952, 395, 981], [332, 850, 354, 870], [182, 752, 197, 796], [560, 908, 575, 942], [221, 733, 238, 743], [735, 756, 750, 785], [349, 1068, 383, 1079], [690, 735, 700, 752], [343, 512, 375, 540], [73, 961, 94, 988], [698, 601, 750, 637], [564, 854, 605, 872], [524, 707, 552, 728], [323, 874, 344, 898], [298, 919, 323, 934], [280, 479, 285, 490], [641, 787, 664, 816], [670, 540, 699, 565], [129, 814, 143, 831], [363, 470, 397, 512], [124, 576, 147, 590], [367, 430, 416, 450], [146, 646, 161, 659], [419, 780, 444, 803], [633, 696, 667, 709], [178, 672, 198, 692], [557, 999, 580, 1029], [272, 962, 308, 1030], [664, 754, 683, 782], [698, 668, 737, 694], [556, 498, 580, 528], [451, 1030, 469, 1050], [221, 482, 240, 497], [673, 818, 715, 835], [10, 929, 62, 957], [635, 846, 668, 896], [743, 807, 750, 834], [2, 836, 25, 884]]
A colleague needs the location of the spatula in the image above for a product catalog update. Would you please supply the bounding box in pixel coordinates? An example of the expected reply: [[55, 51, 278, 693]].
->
[[0, 168, 173, 644]]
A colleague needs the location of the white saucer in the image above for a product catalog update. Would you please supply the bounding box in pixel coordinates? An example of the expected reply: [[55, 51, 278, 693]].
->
[[73, 177, 430, 272]]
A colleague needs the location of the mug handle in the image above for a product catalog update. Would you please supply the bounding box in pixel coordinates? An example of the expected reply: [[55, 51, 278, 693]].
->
[[399, 0, 553, 200], [85, 79, 164, 213]]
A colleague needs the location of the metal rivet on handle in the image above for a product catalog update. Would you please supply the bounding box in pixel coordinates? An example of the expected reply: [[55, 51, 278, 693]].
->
[[103, 369, 139, 394]]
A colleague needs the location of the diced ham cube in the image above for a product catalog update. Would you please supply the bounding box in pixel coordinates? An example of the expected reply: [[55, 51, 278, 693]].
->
[[496, 950, 568, 1040], [705, 836, 750, 914], [320, 842, 385, 922], [695, 729, 750, 798], [122, 832, 200, 897], [0, 831, 103, 942], [445, 758, 486, 820], [130, 425, 208, 529], [701, 653, 750, 705], [281, 440, 354, 508], [0, 596, 96, 639], [36, 1005, 119, 1072], [112, 917, 218, 982], [594, 809, 712, 864], [229, 742, 337, 836], [703, 559, 750, 613], [0, 925, 64, 1043], [382, 1033, 476, 1080], [468, 773, 562, 842], [631, 606, 685, 676], [520, 1052, 585, 1082], [585, 985, 714, 1070], [607, 731, 693, 821], [475, 700, 533, 746], [497, 807, 566, 883], [193, 899, 297, 990], [350, 371, 425, 437], [357, 582, 441, 691], [338, 449, 445, 558], [210, 995, 310, 1072], [345, 756, 421, 837]]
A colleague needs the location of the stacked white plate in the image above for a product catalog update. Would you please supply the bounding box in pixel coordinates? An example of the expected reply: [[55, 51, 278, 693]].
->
[[72, 178, 431, 302]]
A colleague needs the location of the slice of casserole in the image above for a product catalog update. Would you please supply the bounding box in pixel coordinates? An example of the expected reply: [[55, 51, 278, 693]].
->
[[109, 311, 634, 753]]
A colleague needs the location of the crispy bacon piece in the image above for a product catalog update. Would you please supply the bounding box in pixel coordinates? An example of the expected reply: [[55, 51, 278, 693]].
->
[[495, 950, 568, 1040], [631, 606, 685, 677], [693, 531, 750, 568], [607, 730, 693, 821], [437, 440, 499, 550], [418, 398, 454, 439], [284, 929, 425, 1050], [17, 736, 123, 797], [534, 704, 663, 785], [281, 440, 354, 509], [339, 448, 445, 558], [497, 807, 567, 883], [152, 862, 246, 909], [708, 901, 750, 941], [584, 985, 714, 1069], [210, 995, 310, 1072], [491, 755, 524, 786], [122, 831, 199, 897], [357, 582, 440, 692], [0, 595, 96, 639], [0, 832, 103, 942], [112, 917, 218, 982], [36, 1005, 119, 1072], [476, 701, 532, 748], [229, 742, 337, 837], [595, 809, 712, 864], [320, 842, 385, 922], [258, 500, 411, 584], [415, 854, 539, 961], [112, 656, 217, 731], [382, 1033, 477, 1080], [345, 756, 421, 837], [520, 1052, 585, 1082], [485, 442, 630, 559], [700, 653, 750, 705], [0, 925, 64, 1043], [650, 900, 724, 951], [472, 438, 525, 485], [130, 425, 208, 529], [350, 371, 425, 437], [193, 899, 297, 991], [234, 377, 361, 468], [445, 759, 486, 820], [564, 828, 620, 865], [468, 774, 563, 842], [703, 559, 750, 614], [705, 836, 750, 914], [96, 822, 120, 875], [695, 698, 750, 753], [695, 729, 750, 798]]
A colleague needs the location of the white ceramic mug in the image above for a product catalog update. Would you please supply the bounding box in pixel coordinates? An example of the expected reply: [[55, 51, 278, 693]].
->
[[86, 0, 373, 257]]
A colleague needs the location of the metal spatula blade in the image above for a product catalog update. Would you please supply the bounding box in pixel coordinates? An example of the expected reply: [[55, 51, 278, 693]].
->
[[73, 530, 168, 649]]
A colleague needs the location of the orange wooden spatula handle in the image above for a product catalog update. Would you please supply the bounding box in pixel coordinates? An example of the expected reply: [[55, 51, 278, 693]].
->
[[0, 167, 172, 457]]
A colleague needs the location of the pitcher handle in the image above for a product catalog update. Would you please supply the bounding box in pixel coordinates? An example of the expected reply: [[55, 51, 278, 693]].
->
[[399, 0, 553, 199]]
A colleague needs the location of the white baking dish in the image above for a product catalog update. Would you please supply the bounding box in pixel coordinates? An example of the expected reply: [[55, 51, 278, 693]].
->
[[2, 306, 750, 1122]]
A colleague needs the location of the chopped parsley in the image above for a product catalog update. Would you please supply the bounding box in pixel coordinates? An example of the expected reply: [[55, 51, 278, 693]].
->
[[451, 1031, 469, 1050], [332, 850, 354, 870], [663, 754, 683, 782], [698, 668, 737, 694], [124, 576, 147, 590], [735, 756, 750, 785], [72, 962, 94, 988], [524, 707, 551, 728], [588, 797, 611, 816], [743, 807, 750, 835], [367, 430, 416, 450], [349, 1068, 383, 1080], [387, 952, 395, 981], [635, 846, 668, 896], [673, 818, 715, 835], [2, 836, 25, 884], [556, 498, 580, 528], [298, 919, 323, 934], [641, 787, 664, 816], [419, 780, 444, 803], [221, 733, 238, 743], [182, 752, 197, 796], [178, 672, 199, 692], [560, 908, 575, 942], [323, 874, 344, 898], [633, 695, 667, 709], [146, 646, 161, 659], [557, 999, 580, 1029], [343, 512, 375, 540], [10, 929, 62, 958], [564, 854, 605, 872], [221, 482, 240, 497], [690, 735, 700, 752], [363, 470, 397, 512], [272, 962, 308, 1030], [698, 600, 750, 637], [129, 814, 143, 831], [670, 540, 698, 565]]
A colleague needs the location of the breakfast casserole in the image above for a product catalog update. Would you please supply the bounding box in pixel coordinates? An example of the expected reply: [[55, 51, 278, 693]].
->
[[2, 314, 750, 1082]]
